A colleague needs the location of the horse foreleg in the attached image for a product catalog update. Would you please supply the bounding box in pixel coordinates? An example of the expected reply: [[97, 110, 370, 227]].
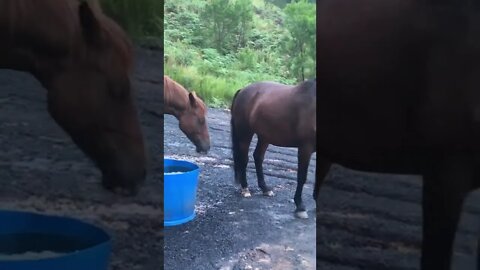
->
[[422, 156, 472, 270], [313, 156, 331, 204], [253, 139, 273, 196], [294, 145, 314, 219]]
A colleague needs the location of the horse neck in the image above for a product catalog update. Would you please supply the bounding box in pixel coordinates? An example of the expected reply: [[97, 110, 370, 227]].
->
[[0, 0, 132, 86], [0, 1, 80, 81], [164, 77, 190, 119], [295, 80, 316, 96]]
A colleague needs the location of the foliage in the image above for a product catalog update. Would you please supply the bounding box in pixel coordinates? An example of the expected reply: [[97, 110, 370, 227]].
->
[[100, 0, 163, 43], [265, 0, 315, 8], [201, 0, 254, 53], [283, 0, 316, 81], [165, 0, 316, 108]]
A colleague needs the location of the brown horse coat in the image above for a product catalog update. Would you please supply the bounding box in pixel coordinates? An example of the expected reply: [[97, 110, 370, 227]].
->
[[231, 79, 316, 218], [164, 75, 210, 153], [231, 81, 316, 148], [0, 0, 146, 194], [318, 0, 480, 269]]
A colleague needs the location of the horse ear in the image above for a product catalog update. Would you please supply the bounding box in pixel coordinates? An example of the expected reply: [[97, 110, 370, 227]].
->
[[189, 92, 197, 107], [78, 1, 103, 47]]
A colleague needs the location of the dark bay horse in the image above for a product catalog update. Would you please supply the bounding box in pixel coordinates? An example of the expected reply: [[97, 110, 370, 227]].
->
[[318, 0, 480, 269], [164, 75, 210, 154], [230, 79, 316, 219], [0, 0, 146, 195]]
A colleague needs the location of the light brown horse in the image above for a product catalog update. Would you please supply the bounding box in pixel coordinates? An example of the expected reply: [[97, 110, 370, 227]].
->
[[318, 0, 480, 269], [164, 75, 210, 154], [0, 0, 146, 195], [231, 79, 316, 219]]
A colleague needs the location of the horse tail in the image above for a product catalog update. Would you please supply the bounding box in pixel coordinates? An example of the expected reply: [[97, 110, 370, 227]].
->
[[230, 89, 241, 111], [231, 89, 242, 184]]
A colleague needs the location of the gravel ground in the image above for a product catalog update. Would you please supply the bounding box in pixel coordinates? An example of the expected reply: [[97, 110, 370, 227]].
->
[[164, 107, 480, 270], [316, 162, 480, 269], [163, 109, 317, 270]]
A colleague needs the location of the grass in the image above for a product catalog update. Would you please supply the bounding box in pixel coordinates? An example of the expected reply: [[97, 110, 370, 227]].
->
[[100, 0, 163, 45], [164, 0, 304, 108], [165, 57, 242, 108]]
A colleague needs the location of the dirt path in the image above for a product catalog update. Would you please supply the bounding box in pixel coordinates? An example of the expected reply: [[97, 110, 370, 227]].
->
[[0, 47, 163, 270], [163, 109, 317, 270]]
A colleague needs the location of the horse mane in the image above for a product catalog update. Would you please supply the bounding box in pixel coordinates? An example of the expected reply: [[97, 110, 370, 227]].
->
[[164, 76, 207, 115], [164, 76, 188, 108], [82, 0, 134, 72], [297, 78, 317, 97], [3, 0, 133, 73], [231, 89, 242, 112]]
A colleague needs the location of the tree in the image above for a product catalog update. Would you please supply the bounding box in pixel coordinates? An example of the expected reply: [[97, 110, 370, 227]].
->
[[235, 0, 254, 49], [202, 0, 253, 53], [283, 0, 316, 81]]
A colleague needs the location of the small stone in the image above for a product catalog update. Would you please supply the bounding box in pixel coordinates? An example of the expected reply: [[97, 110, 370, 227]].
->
[[295, 211, 308, 219], [263, 190, 274, 197]]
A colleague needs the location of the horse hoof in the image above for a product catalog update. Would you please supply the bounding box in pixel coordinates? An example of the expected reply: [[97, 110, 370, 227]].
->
[[241, 188, 251, 198], [263, 190, 275, 197], [295, 211, 308, 219]]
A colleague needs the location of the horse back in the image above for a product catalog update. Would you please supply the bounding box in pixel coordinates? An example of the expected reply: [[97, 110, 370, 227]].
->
[[232, 81, 316, 146], [0, 1, 80, 57]]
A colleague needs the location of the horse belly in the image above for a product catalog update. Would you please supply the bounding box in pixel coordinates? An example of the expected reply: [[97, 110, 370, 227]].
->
[[258, 133, 299, 148], [253, 117, 313, 148]]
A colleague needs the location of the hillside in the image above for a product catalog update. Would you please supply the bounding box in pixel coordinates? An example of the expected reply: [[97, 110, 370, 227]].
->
[[267, 0, 316, 8], [164, 0, 316, 108], [100, 0, 163, 48]]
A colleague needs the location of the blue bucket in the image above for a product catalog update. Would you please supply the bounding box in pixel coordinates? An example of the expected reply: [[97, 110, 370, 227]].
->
[[164, 158, 200, 227], [0, 210, 111, 270]]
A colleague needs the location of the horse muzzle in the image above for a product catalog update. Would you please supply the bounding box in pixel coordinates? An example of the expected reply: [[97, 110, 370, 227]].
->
[[101, 167, 146, 196], [196, 142, 210, 154]]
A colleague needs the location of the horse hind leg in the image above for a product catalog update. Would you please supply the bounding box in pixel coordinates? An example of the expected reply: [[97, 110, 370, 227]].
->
[[314, 156, 332, 205], [421, 155, 473, 270], [253, 139, 273, 196], [294, 145, 314, 219], [231, 109, 253, 197], [235, 135, 254, 198]]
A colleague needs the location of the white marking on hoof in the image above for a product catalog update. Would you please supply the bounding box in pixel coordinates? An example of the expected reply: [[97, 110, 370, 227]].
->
[[295, 211, 308, 219], [263, 190, 275, 197], [241, 188, 251, 198]]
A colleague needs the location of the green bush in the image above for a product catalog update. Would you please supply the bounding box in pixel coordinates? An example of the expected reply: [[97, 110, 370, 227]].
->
[[100, 0, 163, 40], [164, 0, 315, 108]]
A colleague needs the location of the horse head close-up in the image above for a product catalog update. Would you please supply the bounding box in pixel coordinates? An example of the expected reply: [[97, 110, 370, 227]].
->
[[0, 0, 147, 195], [164, 75, 210, 154]]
